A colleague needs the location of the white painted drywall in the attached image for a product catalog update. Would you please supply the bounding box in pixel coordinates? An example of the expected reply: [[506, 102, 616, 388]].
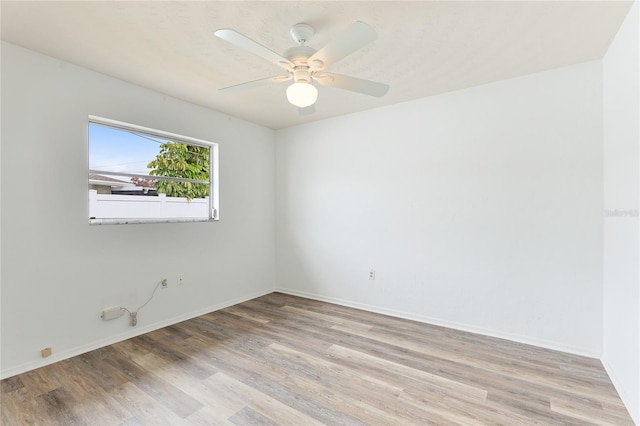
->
[[276, 61, 604, 357], [603, 1, 640, 423], [0, 42, 276, 378]]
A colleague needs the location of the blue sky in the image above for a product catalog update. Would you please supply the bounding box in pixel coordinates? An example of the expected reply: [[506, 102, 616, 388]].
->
[[89, 123, 164, 175]]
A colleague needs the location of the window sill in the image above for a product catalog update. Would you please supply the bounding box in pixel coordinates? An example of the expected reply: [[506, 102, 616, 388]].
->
[[89, 217, 218, 225]]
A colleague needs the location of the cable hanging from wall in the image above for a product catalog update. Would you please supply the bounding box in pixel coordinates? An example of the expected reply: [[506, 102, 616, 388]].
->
[[100, 278, 167, 326]]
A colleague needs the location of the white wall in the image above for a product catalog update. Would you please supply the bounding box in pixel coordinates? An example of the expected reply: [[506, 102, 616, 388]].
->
[[0, 42, 276, 378], [603, 1, 640, 423], [276, 61, 604, 356]]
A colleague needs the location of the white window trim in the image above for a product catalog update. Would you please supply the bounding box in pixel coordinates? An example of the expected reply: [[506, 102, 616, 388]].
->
[[88, 115, 219, 224]]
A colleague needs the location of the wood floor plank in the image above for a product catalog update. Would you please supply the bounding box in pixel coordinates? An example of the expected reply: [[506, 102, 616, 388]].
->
[[70, 351, 132, 392], [398, 385, 534, 425], [184, 405, 236, 426], [239, 344, 404, 425], [271, 335, 504, 425], [280, 305, 374, 331], [550, 397, 633, 425], [106, 382, 187, 425], [327, 344, 489, 403], [35, 388, 81, 425], [0, 292, 633, 425], [337, 321, 610, 391], [267, 342, 404, 396], [102, 347, 204, 419], [49, 358, 133, 423], [331, 321, 625, 414], [223, 305, 273, 324], [0, 376, 24, 394], [16, 368, 64, 396], [228, 406, 276, 425], [311, 300, 613, 384], [266, 343, 460, 425], [398, 388, 498, 426], [1, 388, 53, 426], [129, 335, 216, 380], [208, 372, 325, 426]]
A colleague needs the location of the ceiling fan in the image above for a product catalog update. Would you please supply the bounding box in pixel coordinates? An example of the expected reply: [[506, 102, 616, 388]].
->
[[214, 21, 390, 112]]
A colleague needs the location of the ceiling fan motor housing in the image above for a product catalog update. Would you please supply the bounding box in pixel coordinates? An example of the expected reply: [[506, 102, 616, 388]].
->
[[283, 45, 317, 83], [292, 68, 312, 84], [283, 46, 317, 65]]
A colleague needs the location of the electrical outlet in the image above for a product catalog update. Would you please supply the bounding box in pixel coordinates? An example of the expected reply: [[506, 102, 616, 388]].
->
[[41, 347, 52, 358], [161, 278, 168, 288], [178, 273, 184, 285], [369, 270, 376, 280]]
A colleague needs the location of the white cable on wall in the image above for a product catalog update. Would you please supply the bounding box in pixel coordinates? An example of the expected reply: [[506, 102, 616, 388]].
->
[[119, 278, 167, 326]]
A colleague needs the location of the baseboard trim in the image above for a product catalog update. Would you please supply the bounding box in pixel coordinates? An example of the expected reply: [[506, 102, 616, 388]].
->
[[0, 288, 274, 380], [276, 287, 600, 359], [602, 357, 639, 425]]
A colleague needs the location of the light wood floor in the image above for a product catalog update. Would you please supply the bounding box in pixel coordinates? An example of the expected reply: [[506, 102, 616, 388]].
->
[[1, 292, 633, 425]]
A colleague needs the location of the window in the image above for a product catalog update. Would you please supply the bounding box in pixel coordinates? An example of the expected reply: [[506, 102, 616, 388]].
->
[[88, 116, 218, 224]]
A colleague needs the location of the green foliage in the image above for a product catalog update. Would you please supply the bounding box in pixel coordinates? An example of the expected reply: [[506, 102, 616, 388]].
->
[[147, 142, 209, 200]]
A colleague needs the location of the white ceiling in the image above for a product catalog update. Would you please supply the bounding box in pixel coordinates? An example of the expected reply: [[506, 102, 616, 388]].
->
[[1, 1, 633, 129]]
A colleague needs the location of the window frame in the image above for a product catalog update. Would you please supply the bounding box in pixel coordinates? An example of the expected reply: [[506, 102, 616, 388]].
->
[[88, 115, 219, 225]]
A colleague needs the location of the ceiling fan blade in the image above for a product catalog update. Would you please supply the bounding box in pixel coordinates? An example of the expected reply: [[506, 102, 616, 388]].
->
[[215, 29, 293, 71], [308, 21, 377, 71], [219, 75, 291, 94], [298, 105, 315, 116], [315, 72, 389, 97]]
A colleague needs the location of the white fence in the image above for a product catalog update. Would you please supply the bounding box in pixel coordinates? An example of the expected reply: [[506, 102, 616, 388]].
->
[[89, 190, 209, 219]]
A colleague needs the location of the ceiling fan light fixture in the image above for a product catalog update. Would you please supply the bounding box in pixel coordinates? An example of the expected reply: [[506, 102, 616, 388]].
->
[[286, 82, 318, 108]]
